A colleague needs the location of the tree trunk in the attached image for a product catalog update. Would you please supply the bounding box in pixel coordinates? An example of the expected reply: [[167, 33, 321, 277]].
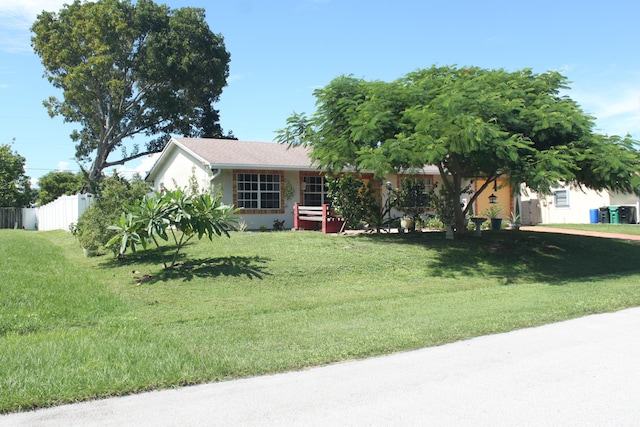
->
[[88, 143, 112, 184], [451, 174, 467, 235], [454, 209, 467, 235]]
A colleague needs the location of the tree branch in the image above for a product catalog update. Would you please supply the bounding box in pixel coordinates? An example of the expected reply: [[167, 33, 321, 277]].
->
[[102, 147, 164, 169]]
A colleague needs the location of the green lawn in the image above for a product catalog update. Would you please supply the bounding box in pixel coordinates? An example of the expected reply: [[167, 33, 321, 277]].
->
[[2, 228, 640, 413], [541, 223, 640, 235]]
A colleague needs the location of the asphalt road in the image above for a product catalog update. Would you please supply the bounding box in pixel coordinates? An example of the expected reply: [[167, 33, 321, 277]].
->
[[3, 307, 640, 426]]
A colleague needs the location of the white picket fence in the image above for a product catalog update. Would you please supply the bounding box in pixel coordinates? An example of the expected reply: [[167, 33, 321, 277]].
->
[[0, 194, 94, 231], [33, 194, 94, 231]]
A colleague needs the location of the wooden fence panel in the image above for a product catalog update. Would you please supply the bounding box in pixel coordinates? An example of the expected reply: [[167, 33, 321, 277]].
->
[[0, 208, 23, 229]]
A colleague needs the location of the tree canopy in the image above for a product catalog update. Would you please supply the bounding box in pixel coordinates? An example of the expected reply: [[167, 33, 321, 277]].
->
[[36, 171, 84, 205], [0, 144, 36, 208], [276, 65, 640, 233], [31, 0, 232, 183]]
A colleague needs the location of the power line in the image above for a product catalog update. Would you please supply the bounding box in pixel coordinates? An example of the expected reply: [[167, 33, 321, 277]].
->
[[25, 167, 81, 172]]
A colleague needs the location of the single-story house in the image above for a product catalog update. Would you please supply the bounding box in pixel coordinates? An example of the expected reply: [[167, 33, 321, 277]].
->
[[145, 137, 454, 230], [520, 184, 639, 225], [145, 138, 639, 228]]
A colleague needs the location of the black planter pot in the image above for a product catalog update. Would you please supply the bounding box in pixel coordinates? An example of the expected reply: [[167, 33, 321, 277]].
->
[[490, 218, 502, 230]]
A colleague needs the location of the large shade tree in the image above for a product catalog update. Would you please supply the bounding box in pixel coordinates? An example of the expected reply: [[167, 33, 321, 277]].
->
[[31, 0, 232, 184], [0, 144, 36, 208], [36, 170, 84, 205], [277, 66, 640, 233]]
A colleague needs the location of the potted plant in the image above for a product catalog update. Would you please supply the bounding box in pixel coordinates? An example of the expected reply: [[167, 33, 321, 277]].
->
[[507, 211, 521, 230], [482, 205, 503, 230], [428, 184, 456, 239], [400, 216, 414, 232], [392, 178, 429, 233], [75, 206, 107, 256], [77, 224, 102, 256]]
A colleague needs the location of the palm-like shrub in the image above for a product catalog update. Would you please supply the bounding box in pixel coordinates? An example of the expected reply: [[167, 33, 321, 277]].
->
[[108, 188, 240, 269]]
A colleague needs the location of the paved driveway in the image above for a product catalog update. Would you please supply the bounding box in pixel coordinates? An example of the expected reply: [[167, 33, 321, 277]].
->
[[3, 308, 640, 426]]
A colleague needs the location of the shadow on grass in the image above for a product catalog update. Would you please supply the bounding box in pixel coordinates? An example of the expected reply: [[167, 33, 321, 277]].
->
[[98, 245, 181, 268], [353, 230, 640, 285], [157, 256, 272, 283], [100, 245, 271, 284]]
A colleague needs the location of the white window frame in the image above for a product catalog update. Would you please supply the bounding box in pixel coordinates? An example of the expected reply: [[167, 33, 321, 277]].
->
[[236, 172, 282, 210], [553, 188, 570, 208]]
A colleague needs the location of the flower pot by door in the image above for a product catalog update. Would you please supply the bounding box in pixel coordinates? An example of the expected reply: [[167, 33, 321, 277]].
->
[[490, 218, 502, 230], [400, 217, 414, 232], [445, 225, 454, 240]]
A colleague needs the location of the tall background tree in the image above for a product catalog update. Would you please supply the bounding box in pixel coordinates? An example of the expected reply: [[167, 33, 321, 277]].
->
[[36, 171, 84, 205], [277, 66, 640, 233], [0, 143, 36, 207], [31, 0, 232, 184]]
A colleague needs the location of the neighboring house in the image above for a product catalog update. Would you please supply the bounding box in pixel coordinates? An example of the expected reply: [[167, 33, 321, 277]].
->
[[520, 184, 639, 225], [145, 138, 447, 230]]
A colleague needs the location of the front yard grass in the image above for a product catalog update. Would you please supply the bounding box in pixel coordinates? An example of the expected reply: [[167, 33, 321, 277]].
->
[[541, 223, 640, 235], [2, 228, 640, 413]]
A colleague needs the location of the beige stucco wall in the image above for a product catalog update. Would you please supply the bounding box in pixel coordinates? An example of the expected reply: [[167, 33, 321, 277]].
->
[[217, 170, 303, 230], [155, 165, 304, 231], [149, 149, 211, 194]]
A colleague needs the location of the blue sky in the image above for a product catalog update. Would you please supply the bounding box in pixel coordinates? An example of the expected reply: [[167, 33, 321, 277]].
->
[[1, 0, 639, 186]]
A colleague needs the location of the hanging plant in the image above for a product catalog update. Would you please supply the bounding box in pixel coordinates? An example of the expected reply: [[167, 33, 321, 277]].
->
[[283, 179, 295, 200]]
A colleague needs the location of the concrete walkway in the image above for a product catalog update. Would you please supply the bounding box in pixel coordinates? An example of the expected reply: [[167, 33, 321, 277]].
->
[[3, 308, 640, 426]]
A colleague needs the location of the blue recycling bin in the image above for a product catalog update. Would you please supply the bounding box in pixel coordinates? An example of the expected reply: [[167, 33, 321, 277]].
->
[[589, 209, 599, 224]]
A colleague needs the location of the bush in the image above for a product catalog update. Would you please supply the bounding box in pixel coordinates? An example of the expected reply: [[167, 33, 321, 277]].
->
[[76, 205, 111, 253], [425, 217, 445, 231], [391, 177, 429, 221], [326, 175, 394, 232], [75, 173, 150, 254], [326, 175, 371, 230]]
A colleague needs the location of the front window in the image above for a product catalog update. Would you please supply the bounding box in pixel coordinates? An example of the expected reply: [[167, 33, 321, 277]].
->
[[396, 176, 432, 210], [236, 173, 281, 210], [303, 175, 328, 206]]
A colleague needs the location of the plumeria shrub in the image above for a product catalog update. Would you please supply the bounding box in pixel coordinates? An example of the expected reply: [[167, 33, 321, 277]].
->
[[108, 188, 240, 269]]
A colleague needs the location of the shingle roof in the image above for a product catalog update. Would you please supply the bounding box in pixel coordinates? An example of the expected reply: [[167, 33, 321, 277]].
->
[[173, 137, 314, 170]]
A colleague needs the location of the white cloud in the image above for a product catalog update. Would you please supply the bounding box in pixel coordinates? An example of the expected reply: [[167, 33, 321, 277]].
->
[[561, 66, 640, 138], [570, 84, 640, 138], [0, 0, 68, 52], [0, 1, 68, 24], [556, 64, 577, 74], [585, 92, 640, 120], [135, 153, 161, 176], [115, 153, 161, 180], [57, 161, 69, 171], [227, 73, 245, 83]]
